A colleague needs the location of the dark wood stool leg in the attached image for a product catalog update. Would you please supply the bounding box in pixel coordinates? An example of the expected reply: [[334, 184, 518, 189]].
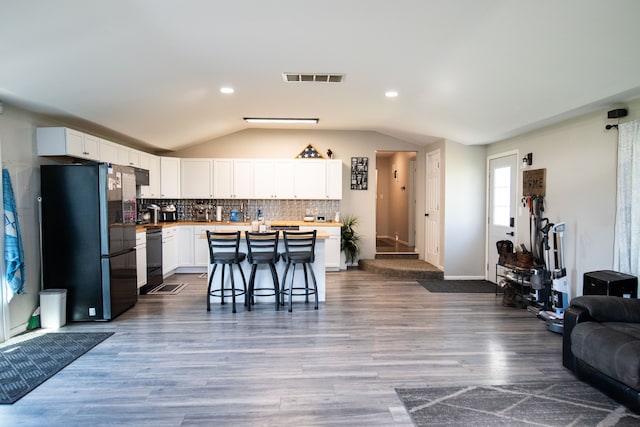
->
[[269, 262, 280, 311]]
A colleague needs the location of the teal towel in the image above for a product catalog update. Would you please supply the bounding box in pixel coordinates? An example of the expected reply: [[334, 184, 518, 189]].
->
[[3, 168, 25, 299]]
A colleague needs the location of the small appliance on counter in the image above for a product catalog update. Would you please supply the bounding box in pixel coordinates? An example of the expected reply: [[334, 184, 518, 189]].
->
[[147, 204, 160, 225], [160, 204, 177, 222], [194, 204, 213, 222]]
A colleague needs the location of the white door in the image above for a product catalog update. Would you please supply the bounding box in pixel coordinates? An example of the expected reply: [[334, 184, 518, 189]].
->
[[487, 152, 518, 282], [425, 150, 440, 267]]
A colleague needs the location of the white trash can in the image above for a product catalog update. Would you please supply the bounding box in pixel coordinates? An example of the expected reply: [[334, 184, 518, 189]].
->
[[39, 289, 67, 329]]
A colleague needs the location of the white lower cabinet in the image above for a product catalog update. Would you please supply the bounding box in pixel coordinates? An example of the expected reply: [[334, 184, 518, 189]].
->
[[162, 226, 178, 276], [297, 226, 341, 271], [194, 225, 213, 267], [177, 226, 194, 267], [136, 232, 147, 288]]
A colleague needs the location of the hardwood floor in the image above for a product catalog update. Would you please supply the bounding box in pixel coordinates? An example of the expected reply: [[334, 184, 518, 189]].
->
[[0, 270, 574, 426]]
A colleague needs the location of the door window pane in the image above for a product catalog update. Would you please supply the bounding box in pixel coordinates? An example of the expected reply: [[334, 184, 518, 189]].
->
[[493, 166, 511, 226]]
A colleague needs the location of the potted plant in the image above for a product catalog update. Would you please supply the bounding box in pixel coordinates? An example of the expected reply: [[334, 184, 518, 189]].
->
[[340, 214, 361, 267]]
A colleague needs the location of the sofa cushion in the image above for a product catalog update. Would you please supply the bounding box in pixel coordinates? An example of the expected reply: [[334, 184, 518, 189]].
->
[[570, 296, 640, 323], [572, 322, 640, 390], [604, 322, 640, 340]]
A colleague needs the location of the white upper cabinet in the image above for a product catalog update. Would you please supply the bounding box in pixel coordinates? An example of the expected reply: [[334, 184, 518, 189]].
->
[[253, 159, 294, 199], [233, 159, 253, 198], [98, 138, 119, 164], [139, 152, 161, 198], [293, 159, 327, 199], [213, 159, 253, 199], [37, 127, 100, 161], [160, 156, 181, 199], [213, 159, 233, 199], [118, 146, 141, 168], [181, 158, 214, 198], [326, 159, 343, 200]]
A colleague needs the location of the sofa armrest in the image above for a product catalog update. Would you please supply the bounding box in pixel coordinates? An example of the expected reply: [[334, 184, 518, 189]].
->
[[570, 295, 640, 323], [562, 304, 592, 371]]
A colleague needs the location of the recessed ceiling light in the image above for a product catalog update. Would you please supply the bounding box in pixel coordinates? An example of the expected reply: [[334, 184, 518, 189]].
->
[[385, 90, 399, 98], [220, 87, 234, 94], [243, 117, 319, 124]]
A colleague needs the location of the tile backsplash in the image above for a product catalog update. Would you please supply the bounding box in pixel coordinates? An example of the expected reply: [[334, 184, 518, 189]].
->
[[139, 198, 340, 222]]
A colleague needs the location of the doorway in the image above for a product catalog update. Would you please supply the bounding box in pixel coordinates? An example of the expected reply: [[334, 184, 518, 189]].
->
[[486, 151, 518, 283], [375, 151, 416, 254]]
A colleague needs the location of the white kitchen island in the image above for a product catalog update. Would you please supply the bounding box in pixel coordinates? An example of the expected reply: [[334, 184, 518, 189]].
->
[[206, 230, 327, 306]]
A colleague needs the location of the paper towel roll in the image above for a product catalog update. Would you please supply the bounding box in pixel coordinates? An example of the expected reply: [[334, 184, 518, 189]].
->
[[216, 206, 222, 222]]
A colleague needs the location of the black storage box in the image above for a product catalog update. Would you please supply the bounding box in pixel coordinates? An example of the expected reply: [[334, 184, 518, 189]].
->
[[583, 270, 638, 298]]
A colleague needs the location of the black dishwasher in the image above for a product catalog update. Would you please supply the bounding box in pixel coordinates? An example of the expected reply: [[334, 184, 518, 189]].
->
[[143, 226, 163, 293]]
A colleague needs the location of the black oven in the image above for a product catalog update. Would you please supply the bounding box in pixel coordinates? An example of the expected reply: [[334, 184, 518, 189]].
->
[[142, 226, 163, 293]]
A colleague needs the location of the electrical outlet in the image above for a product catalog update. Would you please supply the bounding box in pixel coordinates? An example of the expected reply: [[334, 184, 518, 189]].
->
[[89, 307, 96, 317]]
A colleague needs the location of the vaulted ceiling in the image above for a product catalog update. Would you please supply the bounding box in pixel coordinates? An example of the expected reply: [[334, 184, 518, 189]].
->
[[1, 1, 639, 152]]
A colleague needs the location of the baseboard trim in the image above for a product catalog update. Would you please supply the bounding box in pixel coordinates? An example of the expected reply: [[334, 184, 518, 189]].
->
[[443, 275, 487, 281]]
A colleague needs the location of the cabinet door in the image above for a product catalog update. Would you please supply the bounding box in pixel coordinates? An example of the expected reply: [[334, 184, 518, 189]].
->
[[194, 226, 212, 266], [324, 226, 341, 269], [253, 159, 276, 199], [213, 159, 234, 199], [139, 152, 161, 198], [177, 226, 194, 267], [294, 160, 326, 199], [160, 157, 181, 199], [273, 159, 294, 199], [162, 227, 178, 274], [233, 159, 253, 198], [99, 139, 119, 164], [326, 159, 343, 199], [136, 232, 147, 288], [82, 133, 100, 160], [181, 159, 214, 198], [117, 146, 140, 167]]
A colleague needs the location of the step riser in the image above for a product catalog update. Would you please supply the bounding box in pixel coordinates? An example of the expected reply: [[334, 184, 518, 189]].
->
[[359, 260, 443, 280], [375, 253, 419, 260]]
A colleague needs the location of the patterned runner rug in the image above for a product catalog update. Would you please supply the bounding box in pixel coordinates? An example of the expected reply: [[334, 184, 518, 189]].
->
[[396, 381, 639, 426], [0, 331, 113, 404]]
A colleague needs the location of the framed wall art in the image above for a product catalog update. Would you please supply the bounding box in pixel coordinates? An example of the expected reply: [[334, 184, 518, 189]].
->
[[351, 157, 368, 190]]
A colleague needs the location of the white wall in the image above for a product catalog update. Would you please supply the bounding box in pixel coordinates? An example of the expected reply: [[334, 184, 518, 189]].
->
[[487, 98, 640, 298], [174, 129, 426, 261], [443, 140, 488, 279], [0, 104, 58, 336]]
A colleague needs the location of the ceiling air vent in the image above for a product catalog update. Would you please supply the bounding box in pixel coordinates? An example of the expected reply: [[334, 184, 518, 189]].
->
[[283, 73, 344, 83]]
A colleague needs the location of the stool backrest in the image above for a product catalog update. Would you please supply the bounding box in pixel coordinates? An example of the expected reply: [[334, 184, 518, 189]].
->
[[245, 231, 279, 263], [206, 230, 242, 262], [283, 230, 316, 262]]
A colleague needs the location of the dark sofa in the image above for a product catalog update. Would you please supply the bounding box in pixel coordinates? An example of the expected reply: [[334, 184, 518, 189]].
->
[[563, 295, 640, 412]]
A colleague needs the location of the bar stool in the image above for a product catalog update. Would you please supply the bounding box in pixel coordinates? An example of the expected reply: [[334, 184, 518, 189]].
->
[[206, 230, 247, 313], [245, 231, 280, 311], [280, 230, 318, 312]]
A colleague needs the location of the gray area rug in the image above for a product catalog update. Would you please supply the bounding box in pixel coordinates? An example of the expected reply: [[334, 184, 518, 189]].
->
[[418, 279, 501, 293], [396, 381, 640, 426], [0, 331, 113, 404]]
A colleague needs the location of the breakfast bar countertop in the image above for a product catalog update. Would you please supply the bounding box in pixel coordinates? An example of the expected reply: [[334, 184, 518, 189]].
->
[[136, 220, 341, 233]]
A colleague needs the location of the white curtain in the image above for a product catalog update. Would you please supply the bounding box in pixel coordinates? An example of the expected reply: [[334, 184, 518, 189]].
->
[[613, 120, 640, 277]]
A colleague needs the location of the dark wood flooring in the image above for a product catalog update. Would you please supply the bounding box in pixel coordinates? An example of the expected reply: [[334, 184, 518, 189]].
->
[[0, 270, 574, 426]]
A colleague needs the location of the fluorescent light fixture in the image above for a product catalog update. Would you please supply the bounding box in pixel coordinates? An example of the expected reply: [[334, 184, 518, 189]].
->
[[385, 90, 399, 98], [220, 87, 234, 94], [243, 117, 319, 124]]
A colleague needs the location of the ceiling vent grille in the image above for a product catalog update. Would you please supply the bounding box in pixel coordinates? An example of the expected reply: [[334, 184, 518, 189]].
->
[[283, 73, 344, 83]]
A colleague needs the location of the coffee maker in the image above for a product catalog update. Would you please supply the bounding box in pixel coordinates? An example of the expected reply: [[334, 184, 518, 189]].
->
[[194, 204, 213, 222]]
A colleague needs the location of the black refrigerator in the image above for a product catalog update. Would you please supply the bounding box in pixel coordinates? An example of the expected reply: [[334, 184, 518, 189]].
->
[[40, 163, 138, 321]]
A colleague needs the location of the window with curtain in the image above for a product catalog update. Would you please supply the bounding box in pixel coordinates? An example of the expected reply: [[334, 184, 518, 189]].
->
[[613, 120, 640, 277]]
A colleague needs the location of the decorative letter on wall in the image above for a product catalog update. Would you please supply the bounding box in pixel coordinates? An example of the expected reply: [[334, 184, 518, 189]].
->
[[351, 157, 368, 190]]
